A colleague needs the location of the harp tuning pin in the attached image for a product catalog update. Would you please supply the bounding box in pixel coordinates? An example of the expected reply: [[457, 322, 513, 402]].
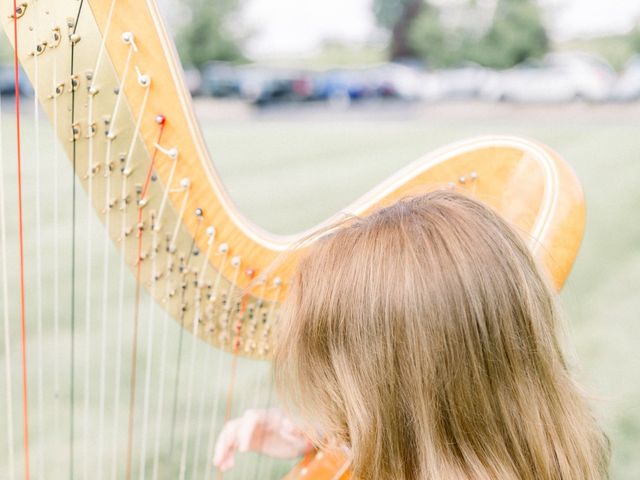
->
[[138, 197, 148, 207], [155, 114, 166, 125], [218, 243, 229, 254], [121, 31, 134, 44], [458, 175, 466, 184], [70, 75, 80, 91], [231, 256, 241, 268], [11, 3, 27, 19], [86, 122, 96, 138], [206, 226, 215, 237], [470, 171, 478, 181], [50, 27, 61, 47], [71, 122, 81, 140], [135, 66, 150, 87], [69, 33, 81, 44], [245, 268, 255, 279], [195, 208, 203, 217], [180, 178, 190, 189], [138, 73, 150, 88], [273, 277, 282, 287], [34, 41, 47, 56]]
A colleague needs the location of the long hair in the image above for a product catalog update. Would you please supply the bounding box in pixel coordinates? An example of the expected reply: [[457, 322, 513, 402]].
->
[[274, 190, 609, 480]]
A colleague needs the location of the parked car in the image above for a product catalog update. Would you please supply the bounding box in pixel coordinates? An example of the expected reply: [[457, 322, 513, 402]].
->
[[200, 61, 241, 98], [237, 66, 305, 106], [612, 55, 640, 102], [481, 52, 615, 103], [364, 63, 425, 100], [182, 68, 202, 96], [419, 63, 490, 102], [310, 68, 375, 106]]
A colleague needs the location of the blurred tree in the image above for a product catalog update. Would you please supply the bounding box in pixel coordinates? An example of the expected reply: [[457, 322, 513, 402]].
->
[[373, 0, 426, 59], [469, 0, 548, 68], [630, 26, 640, 53], [406, 7, 453, 67], [408, 0, 549, 69], [175, 0, 245, 69]]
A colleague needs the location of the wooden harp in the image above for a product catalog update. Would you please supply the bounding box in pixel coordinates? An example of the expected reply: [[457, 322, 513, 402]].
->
[[0, 0, 585, 479]]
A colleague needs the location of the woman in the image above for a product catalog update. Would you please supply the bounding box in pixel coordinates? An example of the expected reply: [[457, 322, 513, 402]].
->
[[214, 190, 609, 479]]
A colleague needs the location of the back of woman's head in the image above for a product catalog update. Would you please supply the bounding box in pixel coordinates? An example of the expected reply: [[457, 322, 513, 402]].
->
[[274, 190, 609, 480]]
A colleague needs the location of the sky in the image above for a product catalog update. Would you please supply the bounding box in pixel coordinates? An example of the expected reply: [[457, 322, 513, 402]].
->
[[240, 0, 640, 58]]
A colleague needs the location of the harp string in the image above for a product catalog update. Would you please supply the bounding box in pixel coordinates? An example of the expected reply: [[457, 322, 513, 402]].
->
[[178, 218, 205, 480], [190, 246, 221, 478], [91, 0, 118, 473], [0, 45, 16, 480], [203, 248, 232, 480], [138, 250, 159, 480], [28, 6, 46, 477], [129, 86, 156, 480], [150, 233, 176, 480], [124, 117, 167, 480], [11, 0, 31, 477], [106, 35, 137, 480]]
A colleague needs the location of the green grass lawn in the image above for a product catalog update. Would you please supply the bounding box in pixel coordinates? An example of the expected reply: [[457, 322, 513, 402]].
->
[[201, 104, 640, 479], [1, 101, 639, 479]]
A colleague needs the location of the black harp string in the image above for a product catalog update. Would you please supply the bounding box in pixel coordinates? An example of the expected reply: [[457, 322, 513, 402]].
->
[[68, 1, 85, 479]]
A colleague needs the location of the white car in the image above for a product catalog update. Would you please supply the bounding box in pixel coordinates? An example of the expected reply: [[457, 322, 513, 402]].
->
[[481, 52, 615, 103], [612, 55, 640, 102], [419, 64, 490, 102]]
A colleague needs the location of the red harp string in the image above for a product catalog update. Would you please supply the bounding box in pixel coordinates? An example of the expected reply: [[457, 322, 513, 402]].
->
[[11, 0, 31, 478]]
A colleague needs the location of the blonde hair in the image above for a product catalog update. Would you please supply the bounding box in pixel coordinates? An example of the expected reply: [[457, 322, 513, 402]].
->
[[274, 190, 609, 480]]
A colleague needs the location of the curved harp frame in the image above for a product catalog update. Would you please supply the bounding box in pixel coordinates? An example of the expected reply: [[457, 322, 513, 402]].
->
[[2, 0, 584, 365]]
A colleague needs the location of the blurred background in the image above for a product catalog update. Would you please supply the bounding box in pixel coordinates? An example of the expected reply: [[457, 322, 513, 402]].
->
[[0, 0, 639, 478]]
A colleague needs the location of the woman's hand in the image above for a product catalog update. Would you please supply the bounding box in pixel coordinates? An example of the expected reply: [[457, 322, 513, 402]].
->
[[213, 407, 314, 472]]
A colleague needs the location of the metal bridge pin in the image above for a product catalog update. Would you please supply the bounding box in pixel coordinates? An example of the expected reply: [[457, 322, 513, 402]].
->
[[231, 256, 241, 268], [218, 243, 229, 254], [470, 171, 478, 180]]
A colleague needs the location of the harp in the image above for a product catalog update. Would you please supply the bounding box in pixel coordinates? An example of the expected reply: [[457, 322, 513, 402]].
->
[[0, 0, 585, 479]]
